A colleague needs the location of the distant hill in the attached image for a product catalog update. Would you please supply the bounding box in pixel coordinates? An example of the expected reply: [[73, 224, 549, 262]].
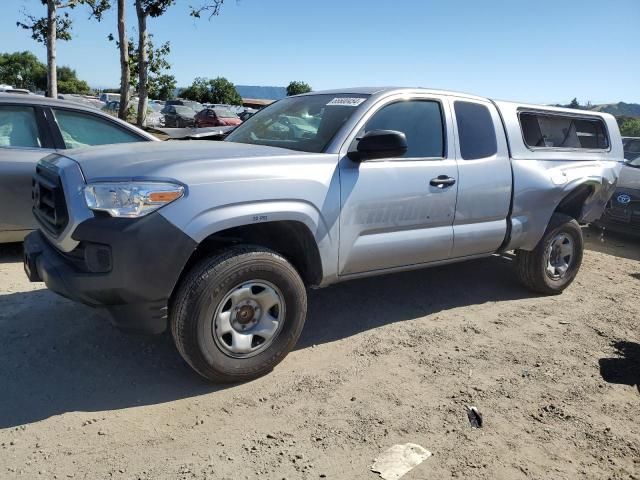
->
[[587, 102, 640, 117]]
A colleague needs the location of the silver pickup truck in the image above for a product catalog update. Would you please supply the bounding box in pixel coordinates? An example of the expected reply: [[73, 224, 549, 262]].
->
[[23, 87, 622, 382]]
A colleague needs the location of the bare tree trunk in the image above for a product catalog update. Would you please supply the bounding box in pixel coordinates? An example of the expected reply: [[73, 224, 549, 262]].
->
[[135, 0, 148, 127], [117, 0, 130, 121], [46, 0, 57, 98]]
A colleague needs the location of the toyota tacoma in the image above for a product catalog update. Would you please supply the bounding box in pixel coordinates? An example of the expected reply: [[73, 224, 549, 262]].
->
[[24, 88, 623, 382]]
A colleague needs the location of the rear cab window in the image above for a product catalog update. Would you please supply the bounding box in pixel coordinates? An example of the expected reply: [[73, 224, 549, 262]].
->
[[0, 105, 41, 148], [519, 111, 609, 150], [454, 101, 497, 160]]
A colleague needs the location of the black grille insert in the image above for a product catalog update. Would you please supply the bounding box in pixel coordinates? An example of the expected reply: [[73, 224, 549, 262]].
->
[[32, 164, 69, 235]]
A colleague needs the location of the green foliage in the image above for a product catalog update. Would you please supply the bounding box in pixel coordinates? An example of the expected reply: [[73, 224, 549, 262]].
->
[[0, 51, 47, 91], [113, 34, 172, 99], [181, 77, 242, 105], [568, 98, 580, 109], [137, 0, 175, 18], [180, 77, 210, 102], [0, 51, 89, 94], [16, 1, 110, 45], [286, 81, 312, 96], [190, 1, 225, 19], [126, 35, 171, 89], [620, 118, 640, 137], [56, 65, 90, 94], [148, 73, 176, 101]]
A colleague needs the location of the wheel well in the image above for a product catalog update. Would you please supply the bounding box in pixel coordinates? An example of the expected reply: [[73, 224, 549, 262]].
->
[[554, 184, 594, 222], [176, 221, 323, 290]]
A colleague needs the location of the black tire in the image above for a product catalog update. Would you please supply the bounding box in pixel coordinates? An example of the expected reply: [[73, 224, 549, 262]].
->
[[515, 213, 584, 295], [170, 246, 307, 382]]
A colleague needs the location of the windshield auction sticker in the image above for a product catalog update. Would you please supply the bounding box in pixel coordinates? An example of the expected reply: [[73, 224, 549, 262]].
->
[[327, 97, 367, 107]]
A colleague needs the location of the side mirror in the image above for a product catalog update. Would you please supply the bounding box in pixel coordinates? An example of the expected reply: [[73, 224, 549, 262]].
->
[[348, 129, 408, 161]]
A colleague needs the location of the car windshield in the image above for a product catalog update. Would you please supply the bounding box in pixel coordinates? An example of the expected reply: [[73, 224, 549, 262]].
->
[[226, 94, 370, 153], [174, 106, 194, 115], [214, 108, 238, 119]]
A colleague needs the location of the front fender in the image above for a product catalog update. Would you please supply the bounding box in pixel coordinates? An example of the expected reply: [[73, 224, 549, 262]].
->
[[160, 199, 338, 281]]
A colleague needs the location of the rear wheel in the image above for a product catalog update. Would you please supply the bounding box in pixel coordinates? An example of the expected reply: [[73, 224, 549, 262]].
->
[[515, 213, 583, 294], [170, 246, 307, 382]]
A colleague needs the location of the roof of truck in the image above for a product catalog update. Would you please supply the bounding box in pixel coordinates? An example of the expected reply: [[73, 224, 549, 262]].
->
[[304, 88, 614, 119], [303, 87, 488, 102]]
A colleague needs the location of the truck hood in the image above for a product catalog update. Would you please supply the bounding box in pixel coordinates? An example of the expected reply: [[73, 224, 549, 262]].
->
[[61, 140, 300, 181]]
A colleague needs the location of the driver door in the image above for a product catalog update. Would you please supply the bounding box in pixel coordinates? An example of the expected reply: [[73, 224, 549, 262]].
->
[[338, 95, 458, 276]]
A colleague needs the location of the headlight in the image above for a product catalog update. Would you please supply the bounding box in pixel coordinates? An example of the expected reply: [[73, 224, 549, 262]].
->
[[84, 182, 184, 218]]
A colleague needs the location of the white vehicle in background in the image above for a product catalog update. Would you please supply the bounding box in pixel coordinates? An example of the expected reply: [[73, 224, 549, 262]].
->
[[99, 92, 121, 103]]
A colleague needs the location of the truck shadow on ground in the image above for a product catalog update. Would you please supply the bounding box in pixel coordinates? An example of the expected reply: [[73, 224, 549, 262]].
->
[[0, 242, 22, 264], [0, 255, 533, 428], [599, 341, 640, 394]]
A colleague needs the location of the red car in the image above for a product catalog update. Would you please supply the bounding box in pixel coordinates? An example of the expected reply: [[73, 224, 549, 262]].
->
[[194, 107, 242, 127]]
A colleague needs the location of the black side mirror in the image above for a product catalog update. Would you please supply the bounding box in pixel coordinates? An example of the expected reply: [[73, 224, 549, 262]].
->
[[348, 129, 408, 161]]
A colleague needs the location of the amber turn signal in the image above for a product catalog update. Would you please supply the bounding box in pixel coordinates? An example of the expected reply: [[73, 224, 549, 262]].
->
[[149, 190, 183, 203]]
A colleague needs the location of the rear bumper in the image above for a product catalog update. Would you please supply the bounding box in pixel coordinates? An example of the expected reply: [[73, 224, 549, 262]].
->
[[24, 213, 197, 334]]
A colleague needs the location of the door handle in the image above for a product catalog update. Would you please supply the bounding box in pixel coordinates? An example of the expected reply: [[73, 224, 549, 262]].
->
[[430, 175, 456, 188]]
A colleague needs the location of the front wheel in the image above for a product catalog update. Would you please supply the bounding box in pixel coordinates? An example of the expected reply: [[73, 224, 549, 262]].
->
[[170, 246, 307, 382], [515, 213, 584, 294]]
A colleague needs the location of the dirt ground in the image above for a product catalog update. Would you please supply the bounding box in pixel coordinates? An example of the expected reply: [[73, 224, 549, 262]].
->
[[0, 227, 638, 480]]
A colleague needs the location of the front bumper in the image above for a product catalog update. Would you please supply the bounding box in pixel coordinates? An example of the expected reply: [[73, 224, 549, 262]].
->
[[593, 190, 640, 237], [24, 213, 197, 334]]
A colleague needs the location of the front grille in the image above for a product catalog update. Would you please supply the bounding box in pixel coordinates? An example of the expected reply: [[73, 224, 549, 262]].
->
[[32, 164, 69, 235], [602, 196, 640, 231]]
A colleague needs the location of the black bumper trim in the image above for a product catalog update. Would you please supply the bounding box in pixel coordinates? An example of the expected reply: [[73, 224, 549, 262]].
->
[[24, 213, 197, 334]]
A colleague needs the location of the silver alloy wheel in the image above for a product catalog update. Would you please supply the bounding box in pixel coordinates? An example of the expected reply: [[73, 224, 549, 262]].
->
[[545, 233, 574, 279], [212, 280, 285, 358]]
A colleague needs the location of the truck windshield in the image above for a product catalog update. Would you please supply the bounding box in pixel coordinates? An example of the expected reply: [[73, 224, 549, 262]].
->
[[225, 94, 369, 153]]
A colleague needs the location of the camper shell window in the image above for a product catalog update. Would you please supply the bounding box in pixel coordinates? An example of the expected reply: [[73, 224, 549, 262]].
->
[[519, 111, 609, 150]]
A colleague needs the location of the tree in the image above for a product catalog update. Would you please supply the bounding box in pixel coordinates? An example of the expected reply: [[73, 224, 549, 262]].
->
[[180, 77, 210, 103], [133, 1, 228, 125], [148, 73, 176, 101], [134, 0, 174, 125], [620, 118, 640, 137], [568, 98, 580, 109], [208, 77, 242, 104], [116, 0, 130, 120], [0, 51, 47, 91], [189, 1, 225, 18], [181, 77, 242, 105], [286, 81, 312, 96], [17, 0, 110, 98], [57, 65, 90, 93]]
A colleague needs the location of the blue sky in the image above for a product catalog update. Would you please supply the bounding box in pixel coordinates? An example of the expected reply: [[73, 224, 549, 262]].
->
[[3, 0, 639, 104]]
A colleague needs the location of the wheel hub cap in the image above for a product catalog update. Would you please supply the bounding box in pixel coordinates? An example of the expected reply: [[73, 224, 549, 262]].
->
[[545, 233, 574, 280], [212, 281, 285, 358], [232, 301, 261, 330]]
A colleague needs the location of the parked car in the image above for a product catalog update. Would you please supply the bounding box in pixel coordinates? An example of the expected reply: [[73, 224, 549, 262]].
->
[[24, 87, 622, 382], [594, 138, 640, 235], [623, 137, 640, 162], [161, 105, 196, 127], [239, 108, 257, 121], [0, 93, 157, 242], [102, 100, 120, 113], [194, 107, 242, 127], [165, 99, 203, 113], [99, 93, 121, 103]]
